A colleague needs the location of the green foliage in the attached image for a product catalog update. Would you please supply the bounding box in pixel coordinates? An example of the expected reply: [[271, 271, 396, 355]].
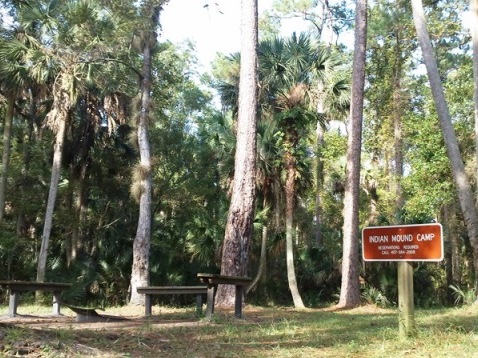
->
[[361, 285, 391, 307], [449, 285, 476, 306], [0, 0, 476, 310]]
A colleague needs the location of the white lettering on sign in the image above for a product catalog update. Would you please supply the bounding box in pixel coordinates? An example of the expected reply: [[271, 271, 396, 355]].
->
[[378, 245, 400, 250], [416, 233, 435, 241], [370, 235, 388, 243], [391, 234, 413, 242]]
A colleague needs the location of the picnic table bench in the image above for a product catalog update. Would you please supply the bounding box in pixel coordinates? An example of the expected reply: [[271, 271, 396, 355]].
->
[[136, 286, 208, 316], [197, 273, 252, 320], [0, 280, 71, 317]]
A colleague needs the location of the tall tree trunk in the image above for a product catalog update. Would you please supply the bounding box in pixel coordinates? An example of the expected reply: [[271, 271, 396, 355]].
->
[[392, 35, 404, 220], [37, 112, 68, 283], [0, 95, 14, 221], [471, 0, 478, 203], [285, 154, 305, 308], [129, 3, 162, 305], [69, 105, 94, 266], [37, 75, 72, 284], [69, 160, 89, 266], [411, 0, 478, 293], [315, 122, 325, 245], [338, 0, 367, 308], [217, 0, 258, 308]]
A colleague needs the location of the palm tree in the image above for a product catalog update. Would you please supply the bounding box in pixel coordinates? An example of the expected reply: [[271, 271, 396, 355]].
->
[[216, 33, 348, 307], [0, 18, 33, 222], [247, 119, 282, 294], [313, 52, 350, 245], [4, 0, 125, 283], [259, 33, 326, 309]]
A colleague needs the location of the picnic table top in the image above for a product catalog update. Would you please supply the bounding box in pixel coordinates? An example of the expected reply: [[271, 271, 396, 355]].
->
[[137, 286, 207, 294], [197, 273, 252, 285], [0, 280, 72, 291]]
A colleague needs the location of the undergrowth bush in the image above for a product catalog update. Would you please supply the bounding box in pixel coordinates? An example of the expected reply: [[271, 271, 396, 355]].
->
[[361, 285, 391, 307]]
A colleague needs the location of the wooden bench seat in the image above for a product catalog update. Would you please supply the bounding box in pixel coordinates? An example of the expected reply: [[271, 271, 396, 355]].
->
[[136, 286, 208, 316], [0, 280, 71, 317], [197, 273, 252, 320]]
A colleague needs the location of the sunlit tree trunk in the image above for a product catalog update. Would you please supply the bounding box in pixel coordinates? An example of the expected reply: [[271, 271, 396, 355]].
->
[[129, 2, 163, 305], [285, 153, 305, 308], [411, 0, 478, 293], [37, 82, 70, 283], [217, 0, 258, 307], [315, 122, 325, 245], [338, 0, 367, 308]]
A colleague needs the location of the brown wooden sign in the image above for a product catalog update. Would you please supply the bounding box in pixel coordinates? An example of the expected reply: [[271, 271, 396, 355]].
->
[[362, 223, 443, 261]]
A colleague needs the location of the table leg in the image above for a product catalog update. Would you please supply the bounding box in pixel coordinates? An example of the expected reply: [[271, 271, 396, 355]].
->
[[9, 291, 18, 317], [235, 285, 243, 318], [144, 294, 152, 316], [196, 294, 203, 315], [205, 284, 216, 320], [52, 291, 62, 315]]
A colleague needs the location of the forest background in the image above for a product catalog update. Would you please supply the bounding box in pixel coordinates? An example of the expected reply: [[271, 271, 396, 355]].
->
[[0, 0, 476, 309]]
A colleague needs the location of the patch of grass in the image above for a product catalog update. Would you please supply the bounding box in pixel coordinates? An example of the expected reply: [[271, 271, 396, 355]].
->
[[1, 304, 478, 357]]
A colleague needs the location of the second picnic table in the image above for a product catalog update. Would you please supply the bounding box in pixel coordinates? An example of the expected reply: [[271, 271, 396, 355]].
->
[[197, 273, 252, 319], [0, 280, 71, 317]]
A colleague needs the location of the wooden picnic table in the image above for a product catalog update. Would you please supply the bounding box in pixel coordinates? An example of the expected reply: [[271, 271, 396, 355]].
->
[[197, 273, 252, 320], [0, 280, 71, 317], [136, 286, 208, 316]]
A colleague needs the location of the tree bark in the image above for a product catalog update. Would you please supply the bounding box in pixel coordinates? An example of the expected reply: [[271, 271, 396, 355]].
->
[[0, 95, 14, 221], [216, 0, 258, 308], [37, 108, 68, 283], [338, 0, 367, 308], [392, 25, 404, 220], [69, 159, 89, 266], [285, 154, 305, 308], [315, 122, 325, 245], [411, 0, 478, 293], [129, 3, 162, 305], [471, 0, 478, 204]]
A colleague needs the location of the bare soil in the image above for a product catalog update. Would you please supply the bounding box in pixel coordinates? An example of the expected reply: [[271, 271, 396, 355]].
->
[[0, 305, 211, 357]]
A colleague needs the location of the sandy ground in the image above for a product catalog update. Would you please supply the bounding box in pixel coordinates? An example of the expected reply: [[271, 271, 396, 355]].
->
[[0, 304, 208, 330]]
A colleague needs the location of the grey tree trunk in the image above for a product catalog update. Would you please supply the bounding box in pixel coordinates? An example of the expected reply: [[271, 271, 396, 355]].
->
[[216, 0, 258, 308], [285, 160, 305, 308], [0, 95, 14, 221], [411, 0, 478, 292], [129, 3, 162, 305], [338, 0, 367, 308], [247, 224, 268, 294], [315, 122, 325, 245], [471, 0, 478, 203], [37, 113, 68, 283]]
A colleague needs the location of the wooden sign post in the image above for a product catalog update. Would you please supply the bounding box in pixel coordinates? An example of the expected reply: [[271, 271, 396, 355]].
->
[[362, 223, 443, 337]]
